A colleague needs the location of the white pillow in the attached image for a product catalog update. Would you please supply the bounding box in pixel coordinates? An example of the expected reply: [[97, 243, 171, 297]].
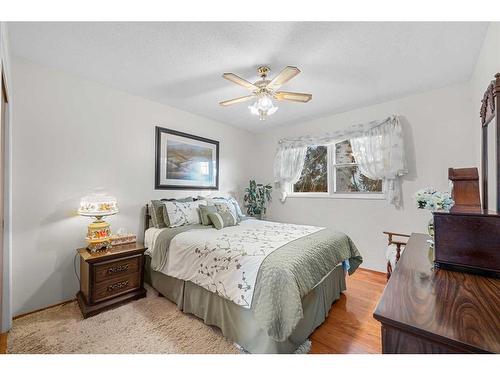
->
[[208, 197, 244, 219], [165, 200, 206, 228], [227, 197, 245, 218]]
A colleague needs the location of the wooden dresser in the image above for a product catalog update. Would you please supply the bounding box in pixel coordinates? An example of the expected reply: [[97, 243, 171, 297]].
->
[[76, 243, 147, 318], [373, 233, 500, 353]]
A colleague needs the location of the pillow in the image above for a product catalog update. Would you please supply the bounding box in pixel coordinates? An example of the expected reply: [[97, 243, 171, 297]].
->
[[161, 197, 194, 202], [150, 200, 167, 228], [211, 196, 245, 219], [151, 198, 195, 228], [199, 204, 217, 226], [208, 211, 238, 230], [214, 201, 240, 220], [165, 200, 206, 228], [227, 197, 245, 218]]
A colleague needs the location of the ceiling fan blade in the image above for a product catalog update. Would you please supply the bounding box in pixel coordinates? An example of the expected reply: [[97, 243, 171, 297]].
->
[[275, 91, 312, 103], [219, 95, 255, 106], [222, 73, 258, 91], [267, 66, 301, 90]]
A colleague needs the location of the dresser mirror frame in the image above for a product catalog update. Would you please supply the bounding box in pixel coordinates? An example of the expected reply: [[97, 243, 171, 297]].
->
[[480, 73, 500, 212]]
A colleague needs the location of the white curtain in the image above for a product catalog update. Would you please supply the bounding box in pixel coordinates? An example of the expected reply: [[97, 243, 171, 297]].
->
[[350, 116, 407, 207], [273, 145, 307, 201], [274, 115, 407, 207]]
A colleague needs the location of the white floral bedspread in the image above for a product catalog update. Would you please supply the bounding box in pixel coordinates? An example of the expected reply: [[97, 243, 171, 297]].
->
[[163, 219, 323, 308]]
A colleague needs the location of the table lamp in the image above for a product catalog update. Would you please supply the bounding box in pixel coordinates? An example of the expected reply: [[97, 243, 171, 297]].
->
[[78, 193, 118, 252]]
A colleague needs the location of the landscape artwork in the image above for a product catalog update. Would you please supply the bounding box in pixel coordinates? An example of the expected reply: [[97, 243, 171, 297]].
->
[[155, 126, 219, 189], [166, 139, 214, 181]]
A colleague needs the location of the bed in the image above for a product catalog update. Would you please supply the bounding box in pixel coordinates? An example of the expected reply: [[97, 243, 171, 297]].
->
[[143, 204, 363, 353]]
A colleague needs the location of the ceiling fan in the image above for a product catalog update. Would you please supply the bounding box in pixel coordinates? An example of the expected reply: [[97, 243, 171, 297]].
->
[[219, 66, 312, 121]]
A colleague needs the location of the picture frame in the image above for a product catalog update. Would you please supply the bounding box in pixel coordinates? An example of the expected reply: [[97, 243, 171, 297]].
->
[[155, 126, 219, 190]]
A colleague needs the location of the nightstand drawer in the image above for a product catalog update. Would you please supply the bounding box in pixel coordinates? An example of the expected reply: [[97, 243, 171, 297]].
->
[[93, 255, 141, 283], [92, 272, 140, 303]]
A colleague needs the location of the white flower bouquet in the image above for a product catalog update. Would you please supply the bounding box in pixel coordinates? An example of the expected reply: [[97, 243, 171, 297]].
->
[[414, 188, 454, 212]]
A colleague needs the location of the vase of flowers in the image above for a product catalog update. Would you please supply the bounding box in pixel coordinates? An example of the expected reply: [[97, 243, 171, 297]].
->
[[414, 188, 454, 240]]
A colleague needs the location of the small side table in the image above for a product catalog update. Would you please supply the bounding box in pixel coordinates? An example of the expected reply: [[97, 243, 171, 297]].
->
[[76, 242, 147, 318]]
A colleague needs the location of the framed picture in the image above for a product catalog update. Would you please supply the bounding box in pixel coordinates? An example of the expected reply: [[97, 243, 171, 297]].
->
[[155, 126, 219, 190]]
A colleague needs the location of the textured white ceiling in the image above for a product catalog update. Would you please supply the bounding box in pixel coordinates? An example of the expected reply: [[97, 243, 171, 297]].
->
[[8, 22, 488, 132]]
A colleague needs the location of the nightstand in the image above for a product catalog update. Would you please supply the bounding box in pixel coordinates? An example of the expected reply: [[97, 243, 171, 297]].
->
[[76, 242, 147, 318]]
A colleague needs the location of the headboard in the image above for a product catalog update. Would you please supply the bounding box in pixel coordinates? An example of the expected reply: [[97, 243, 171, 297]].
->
[[144, 203, 152, 231]]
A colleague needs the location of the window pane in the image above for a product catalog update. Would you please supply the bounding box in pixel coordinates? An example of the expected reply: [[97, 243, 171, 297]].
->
[[293, 146, 328, 193], [335, 166, 382, 193], [335, 140, 355, 164]]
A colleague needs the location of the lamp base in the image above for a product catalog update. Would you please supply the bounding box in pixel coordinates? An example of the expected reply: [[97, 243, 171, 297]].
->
[[87, 240, 111, 253], [86, 218, 112, 253]]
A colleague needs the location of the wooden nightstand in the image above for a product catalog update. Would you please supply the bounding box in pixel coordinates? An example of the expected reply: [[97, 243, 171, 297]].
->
[[76, 242, 147, 318]]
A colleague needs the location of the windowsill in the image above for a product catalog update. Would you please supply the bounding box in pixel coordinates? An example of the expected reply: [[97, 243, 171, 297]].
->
[[286, 192, 386, 200]]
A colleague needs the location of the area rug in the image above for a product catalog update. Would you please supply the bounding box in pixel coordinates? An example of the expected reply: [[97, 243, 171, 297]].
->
[[8, 285, 239, 354]]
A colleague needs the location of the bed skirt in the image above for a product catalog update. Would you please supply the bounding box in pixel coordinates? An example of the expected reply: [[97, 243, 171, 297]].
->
[[145, 255, 346, 354]]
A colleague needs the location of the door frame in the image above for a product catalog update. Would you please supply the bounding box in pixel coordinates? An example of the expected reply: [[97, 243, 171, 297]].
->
[[0, 57, 11, 334]]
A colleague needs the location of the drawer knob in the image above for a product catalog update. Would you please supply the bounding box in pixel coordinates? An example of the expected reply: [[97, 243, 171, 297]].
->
[[107, 264, 129, 274], [107, 280, 129, 292]]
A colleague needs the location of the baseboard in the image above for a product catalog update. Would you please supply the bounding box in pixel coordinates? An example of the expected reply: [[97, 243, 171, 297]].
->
[[13, 298, 76, 320], [358, 267, 386, 276]]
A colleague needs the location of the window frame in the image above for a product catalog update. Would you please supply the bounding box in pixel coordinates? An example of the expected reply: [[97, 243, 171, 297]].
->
[[288, 140, 385, 200]]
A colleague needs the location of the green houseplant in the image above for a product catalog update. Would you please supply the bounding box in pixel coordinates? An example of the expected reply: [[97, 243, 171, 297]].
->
[[244, 180, 272, 219]]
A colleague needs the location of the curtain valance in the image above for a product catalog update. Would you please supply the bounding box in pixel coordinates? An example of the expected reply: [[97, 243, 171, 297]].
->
[[273, 115, 408, 207]]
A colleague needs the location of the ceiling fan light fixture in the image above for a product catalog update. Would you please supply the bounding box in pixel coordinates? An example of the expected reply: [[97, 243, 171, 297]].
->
[[248, 95, 278, 121], [256, 95, 274, 111], [267, 105, 278, 116], [221, 65, 311, 121], [248, 102, 259, 116]]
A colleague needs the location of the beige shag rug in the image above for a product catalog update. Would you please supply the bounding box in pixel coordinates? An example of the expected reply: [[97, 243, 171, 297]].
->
[[8, 285, 239, 354]]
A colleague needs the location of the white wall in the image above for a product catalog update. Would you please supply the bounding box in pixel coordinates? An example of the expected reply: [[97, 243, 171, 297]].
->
[[1, 22, 13, 332], [253, 83, 477, 272], [470, 22, 500, 208], [11, 57, 255, 316]]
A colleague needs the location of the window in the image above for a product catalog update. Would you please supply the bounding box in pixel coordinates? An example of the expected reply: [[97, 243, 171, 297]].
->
[[292, 140, 383, 197], [293, 146, 328, 193]]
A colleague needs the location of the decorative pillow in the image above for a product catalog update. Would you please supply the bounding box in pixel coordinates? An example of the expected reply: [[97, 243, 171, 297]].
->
[[227, 197, 245, 218], [209, 198, 237, 219], [165, 200, 206, 228], [162, 197, 194, 203], [198, 196, 245, 219], [150, 200, 167, 228], [208, 211, 238, 230], [215, 201, 239, 220], [199, 204, 217, 226]]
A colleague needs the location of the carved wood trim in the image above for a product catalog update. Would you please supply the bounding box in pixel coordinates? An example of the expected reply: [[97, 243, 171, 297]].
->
[[480, 73, 500, 127]]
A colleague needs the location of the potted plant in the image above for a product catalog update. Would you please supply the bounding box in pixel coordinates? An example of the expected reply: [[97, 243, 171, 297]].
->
[[244, 180, 272, 219]]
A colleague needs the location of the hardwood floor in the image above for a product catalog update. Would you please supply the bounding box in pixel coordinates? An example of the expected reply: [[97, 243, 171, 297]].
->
[[310, 268, 386, 354], [0, 268, 386, 354], [0, 332, 7, 354]]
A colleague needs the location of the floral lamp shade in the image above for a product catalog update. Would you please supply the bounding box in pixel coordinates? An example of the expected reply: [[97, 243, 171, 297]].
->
[[78, 194, 118, 217], [78, 193, 118, 252]]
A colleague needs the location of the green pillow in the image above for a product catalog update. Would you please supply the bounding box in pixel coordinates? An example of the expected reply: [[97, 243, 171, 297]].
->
[[150, 200, 167, 228], [208, 211, 238, 230], [199, 204, 217, 226]]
